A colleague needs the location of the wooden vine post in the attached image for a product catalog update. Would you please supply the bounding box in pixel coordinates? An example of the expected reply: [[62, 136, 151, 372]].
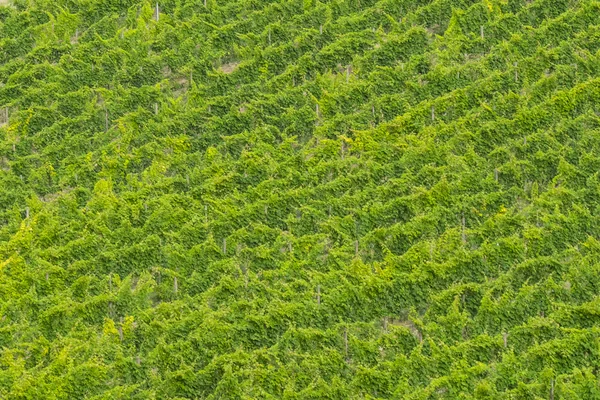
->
[[343, 327, 349, 360], [0, 107, 8, 125], [316, 284, 321, 306], [461, 212, 466, 245]]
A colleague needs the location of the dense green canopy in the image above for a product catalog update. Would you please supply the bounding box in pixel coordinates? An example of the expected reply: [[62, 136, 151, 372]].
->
[[2, 0, 600, 398]]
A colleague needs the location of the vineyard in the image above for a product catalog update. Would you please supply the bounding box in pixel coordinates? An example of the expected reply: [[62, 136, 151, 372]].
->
[[2, 0, 600, 398]]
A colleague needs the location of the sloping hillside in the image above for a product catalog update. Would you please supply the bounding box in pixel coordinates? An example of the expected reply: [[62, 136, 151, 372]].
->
[[2, 0, 600, 398]]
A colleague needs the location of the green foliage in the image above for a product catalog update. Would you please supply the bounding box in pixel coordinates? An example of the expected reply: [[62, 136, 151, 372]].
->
[[1, 0, 600, 398]]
